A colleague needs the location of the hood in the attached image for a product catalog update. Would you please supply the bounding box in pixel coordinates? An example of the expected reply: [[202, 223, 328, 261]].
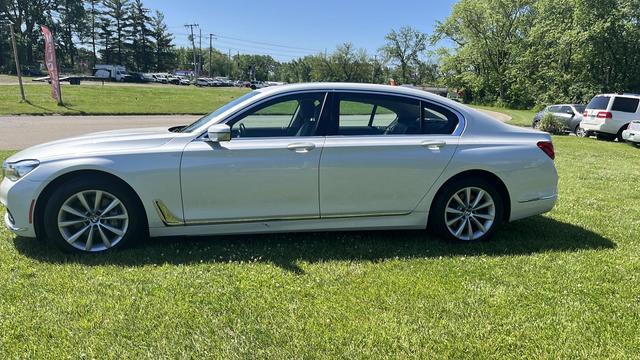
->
[[7, 127, 177, 163]]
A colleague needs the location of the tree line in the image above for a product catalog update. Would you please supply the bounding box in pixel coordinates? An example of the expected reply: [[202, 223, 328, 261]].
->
[[435, 0, 640, 108], [0, 0, 175, 73], [3, 0, 638, 109]]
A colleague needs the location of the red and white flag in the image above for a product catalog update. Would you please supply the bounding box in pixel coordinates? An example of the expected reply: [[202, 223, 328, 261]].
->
[[41, 25, 62, 104]]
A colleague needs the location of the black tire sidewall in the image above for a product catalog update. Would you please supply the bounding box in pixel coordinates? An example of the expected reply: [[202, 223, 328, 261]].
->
[[429, 178, 504, 242], [42, 176, 142, 253]]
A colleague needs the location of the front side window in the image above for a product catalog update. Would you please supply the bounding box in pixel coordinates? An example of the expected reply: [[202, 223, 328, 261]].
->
[[230, 92, 326, 138], [611, 97, 640, 113]]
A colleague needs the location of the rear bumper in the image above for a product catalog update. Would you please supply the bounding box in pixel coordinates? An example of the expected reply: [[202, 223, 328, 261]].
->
[[580, 121, 619, 134], [622, 129, 640, 143], [510, 194, 557, 221]]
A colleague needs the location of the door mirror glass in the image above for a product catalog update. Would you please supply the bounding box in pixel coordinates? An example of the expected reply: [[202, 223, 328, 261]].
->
[[206, 124, 231, 142]]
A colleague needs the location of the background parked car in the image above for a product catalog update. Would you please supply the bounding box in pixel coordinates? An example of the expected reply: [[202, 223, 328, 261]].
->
[[622, 121, 640, 146], [532, 104, 585, 134], [581, 93, 640, 141], [195, 78, 210, 87]]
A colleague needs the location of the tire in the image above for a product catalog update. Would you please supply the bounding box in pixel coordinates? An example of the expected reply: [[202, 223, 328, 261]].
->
[[429, 178, 504, 242], [616, 125, 629, 142], [576, 126, 588, 137], [42, 175, 144, 253], [596, 132, 616, 141]]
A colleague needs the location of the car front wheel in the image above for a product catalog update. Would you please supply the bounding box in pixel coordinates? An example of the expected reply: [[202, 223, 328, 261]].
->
[[430, 178, 504, 242], [42, 176, 143, 253]]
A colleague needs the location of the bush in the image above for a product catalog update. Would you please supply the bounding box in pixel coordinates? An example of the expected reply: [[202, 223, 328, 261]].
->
[[538, 113, 565, 135]]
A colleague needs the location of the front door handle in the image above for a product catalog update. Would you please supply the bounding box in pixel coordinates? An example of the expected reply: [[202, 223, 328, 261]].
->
[[420, 140, 446, 150], [287, 142, 316, 153]]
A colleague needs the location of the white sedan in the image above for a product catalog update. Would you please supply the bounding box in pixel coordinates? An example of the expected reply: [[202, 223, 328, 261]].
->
[[622, 121, 640, 145], [1, 83, 558, 253]]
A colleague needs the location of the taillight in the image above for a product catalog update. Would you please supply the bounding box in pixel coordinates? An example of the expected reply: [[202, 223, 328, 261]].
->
[[597, 111, 612, 119], [583, 111, 588, 117], [537, 141, 555, 160]]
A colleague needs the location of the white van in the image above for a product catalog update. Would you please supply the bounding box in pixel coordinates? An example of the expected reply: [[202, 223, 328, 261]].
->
[[581, 93, 640, 140]]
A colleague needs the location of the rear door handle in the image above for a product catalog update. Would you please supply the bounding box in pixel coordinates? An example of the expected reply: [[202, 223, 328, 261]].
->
[[420, 140, 446, 149], [287, 142, 316, 153]]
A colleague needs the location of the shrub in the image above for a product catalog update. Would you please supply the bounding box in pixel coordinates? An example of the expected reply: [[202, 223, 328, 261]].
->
[[538, 113, 565, 135]]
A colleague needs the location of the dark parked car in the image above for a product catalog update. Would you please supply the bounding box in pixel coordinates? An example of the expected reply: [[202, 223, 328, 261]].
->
[[532, 104, 586, 134]]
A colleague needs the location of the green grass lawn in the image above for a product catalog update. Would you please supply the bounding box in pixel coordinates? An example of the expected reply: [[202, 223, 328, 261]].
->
[[1, 136, 639, 358], [0, 84, 249, 115], [471, 105, 537, 127]]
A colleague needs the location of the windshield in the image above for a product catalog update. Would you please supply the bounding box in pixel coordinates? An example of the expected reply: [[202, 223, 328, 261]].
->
[[178, 91, 260, 133], [586, 96, 611, 110]]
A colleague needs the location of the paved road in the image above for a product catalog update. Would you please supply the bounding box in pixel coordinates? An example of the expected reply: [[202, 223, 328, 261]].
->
[[0, 109, 511, 150], [0, 115, 200, 149]]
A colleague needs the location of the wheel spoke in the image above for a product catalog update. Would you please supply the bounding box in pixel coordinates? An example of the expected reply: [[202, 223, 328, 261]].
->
[[446, 207, 463, 214], [467, 218, 474, 240], [472, 190, 485, 208], [447, 215, 463, 226], [470, 216, 486, 233], [474, 213, 494, 221], [474, 201, 493, 210], [100, 222, 124, 236], [101, 214, 128, 220], [62, 205, 87, 219], [101, 198, 121, 215], [97, 225, 111, 247], [76, 192, 92, 213], [454, 219, 467, 237], [452, 194, 465, 207], [67, 225, 90, 244], [465, 188, 471, 207], [93, 191, 103, 212], [85, 226, 95, 251], [59, 219, 86, 227]]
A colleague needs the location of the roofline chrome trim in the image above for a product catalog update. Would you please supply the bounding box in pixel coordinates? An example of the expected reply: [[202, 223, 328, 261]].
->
[[196, 88, 467, 138]]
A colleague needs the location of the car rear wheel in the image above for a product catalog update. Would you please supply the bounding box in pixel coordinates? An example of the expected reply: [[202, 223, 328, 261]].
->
[[42, 176, 143, 253], [430, 178, 504, 242], [576, 127, 589, 137]]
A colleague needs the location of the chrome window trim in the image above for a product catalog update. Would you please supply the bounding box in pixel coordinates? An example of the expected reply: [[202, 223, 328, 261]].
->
[[196, 88, 466, 140]]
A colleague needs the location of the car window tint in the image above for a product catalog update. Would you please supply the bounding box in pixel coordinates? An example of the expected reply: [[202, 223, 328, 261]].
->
[[574, 105, 586, 113], [611, 97, 640, 113], [422, 102, 459, 135], [560, 106, 572, 114], [230, 93, 326, 138], [548, 106, 560, 113], [586, 96, 611, 110], [337, 94, 419, 136]]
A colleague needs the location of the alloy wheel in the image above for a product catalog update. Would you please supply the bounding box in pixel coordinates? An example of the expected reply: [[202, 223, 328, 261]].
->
[[444, 187, 496, 241], [57, 190, 129, 252]]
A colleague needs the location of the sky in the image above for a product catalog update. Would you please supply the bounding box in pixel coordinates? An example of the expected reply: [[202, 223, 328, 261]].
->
[[145, 0, 457, 62]]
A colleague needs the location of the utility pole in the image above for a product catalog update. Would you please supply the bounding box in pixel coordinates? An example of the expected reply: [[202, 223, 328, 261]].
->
[[3, 20, 26, 101], [227, 48, 231, 78], [184, 24, 199, 78], [198, 27, 202, 76], [209, 33, 215, 77]]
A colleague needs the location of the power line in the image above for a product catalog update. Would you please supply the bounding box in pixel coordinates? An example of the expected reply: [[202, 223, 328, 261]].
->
[[214, 33, 323, 52], [184, 23, 199, 77]]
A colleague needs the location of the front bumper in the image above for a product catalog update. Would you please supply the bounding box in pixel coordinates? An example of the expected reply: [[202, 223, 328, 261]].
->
[[1, 177, 38, 237], [622, 129, 640, 143]]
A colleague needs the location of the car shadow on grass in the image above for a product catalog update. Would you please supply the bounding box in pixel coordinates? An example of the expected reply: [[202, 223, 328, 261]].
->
[[13, 215, 615, 273]]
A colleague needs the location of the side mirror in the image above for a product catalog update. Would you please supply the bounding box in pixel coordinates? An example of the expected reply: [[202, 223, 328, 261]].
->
[[206, 124, 231, 142]]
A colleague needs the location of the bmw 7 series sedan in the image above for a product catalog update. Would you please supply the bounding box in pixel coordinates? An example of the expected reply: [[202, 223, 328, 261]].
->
[[1, 83, 558, 253]]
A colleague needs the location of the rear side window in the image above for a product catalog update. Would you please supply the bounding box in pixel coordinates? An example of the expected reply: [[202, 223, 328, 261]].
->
[[611, 97, 640, 113], [586, 96, 611, 110], [422, 102, 459, 135]]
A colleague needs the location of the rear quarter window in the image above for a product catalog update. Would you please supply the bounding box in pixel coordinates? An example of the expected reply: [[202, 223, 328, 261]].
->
[[611, 97, 640, 113], [586, 96, 611, 110]]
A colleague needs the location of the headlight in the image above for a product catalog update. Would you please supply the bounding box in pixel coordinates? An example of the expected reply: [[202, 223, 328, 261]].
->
[[2, 160, 40, 182]]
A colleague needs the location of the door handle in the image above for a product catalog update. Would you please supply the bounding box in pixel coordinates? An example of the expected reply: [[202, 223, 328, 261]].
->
[[287, 142, 316, 153], [420, 140, 446, 149]]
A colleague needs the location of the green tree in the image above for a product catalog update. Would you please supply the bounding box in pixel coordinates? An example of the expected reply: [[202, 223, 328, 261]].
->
[[149, 10, 174, 71], [380, 26, 429, 84]]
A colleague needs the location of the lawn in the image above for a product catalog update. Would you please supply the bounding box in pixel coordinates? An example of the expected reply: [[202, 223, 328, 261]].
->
[[1, 136, 639, 358], [471, 105, 537, 127], [0, 84, 249, 115]]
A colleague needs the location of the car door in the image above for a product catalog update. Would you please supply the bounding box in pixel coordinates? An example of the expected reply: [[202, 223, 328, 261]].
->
[[556, 106, 575, 130], [180, 92, 328, 223], [318, 92, 460, 217]]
